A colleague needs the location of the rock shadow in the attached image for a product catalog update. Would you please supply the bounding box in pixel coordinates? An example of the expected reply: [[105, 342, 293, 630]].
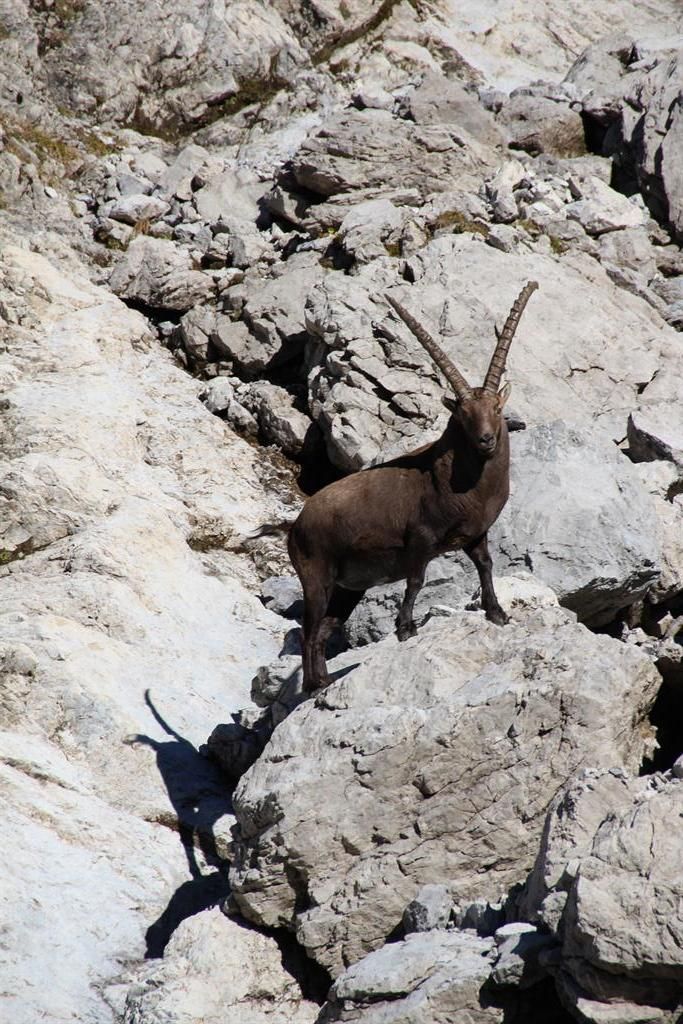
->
[[126, 690, 233, 958]]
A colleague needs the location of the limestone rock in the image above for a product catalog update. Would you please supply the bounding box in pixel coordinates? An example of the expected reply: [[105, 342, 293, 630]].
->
[[493, 422, 661, 625], [499, 93, 586, 157], [290, 108, 498, 201], [402, 884, 452, 934], [0, 242, 297, 1023], [242, 381, 312, 458], [628, 406, 683, 481], [521, 770, 683, 1024], [565, 175, 646, 235], [304, 235, 681, 472], [109, 236, 214, 311], [400, 71, 505, 149], [120, 908, 318, 1023], [109, 193, 171, 225], [230, 609, 659, 976], [319, 931, 500, 1024]]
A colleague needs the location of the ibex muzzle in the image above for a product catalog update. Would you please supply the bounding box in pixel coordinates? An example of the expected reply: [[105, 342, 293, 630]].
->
[[289, 282, 538, 692]]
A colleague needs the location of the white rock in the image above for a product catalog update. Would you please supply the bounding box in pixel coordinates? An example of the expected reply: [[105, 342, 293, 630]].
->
[[565, 175, 646, 235], [109, 193, 170, 226]]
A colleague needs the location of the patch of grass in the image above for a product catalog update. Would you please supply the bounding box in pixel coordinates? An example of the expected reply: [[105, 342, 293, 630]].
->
[[548, 234, 568, 255], [75, 126, 120, 157], [515, 217, 543, 238], [132, 218, 152, 238], [384, 240, 401, 257], [431, 210, 490, 238], [4, 119, 79, 167]]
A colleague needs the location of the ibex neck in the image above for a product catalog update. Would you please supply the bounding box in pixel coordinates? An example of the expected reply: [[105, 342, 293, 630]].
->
[[433, 418, 509, 493]]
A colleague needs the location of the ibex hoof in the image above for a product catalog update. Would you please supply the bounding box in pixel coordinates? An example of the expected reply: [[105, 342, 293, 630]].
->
[[486, 607, 509, 626], [396, 623, 418, 642]]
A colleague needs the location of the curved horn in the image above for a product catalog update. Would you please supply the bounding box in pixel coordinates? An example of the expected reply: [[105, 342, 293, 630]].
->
[[483, 280, 538, 393], [385, 294, 472, 402]]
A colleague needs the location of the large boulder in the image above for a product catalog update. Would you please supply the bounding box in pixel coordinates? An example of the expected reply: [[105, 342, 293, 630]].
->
[[109, 236, 214, 311], [319, 931, 501, 1024], [521, 769, 683, 1024], [230, 606, 660, 977], [493, 422, 661, 625], [290, 107, 499, 201]]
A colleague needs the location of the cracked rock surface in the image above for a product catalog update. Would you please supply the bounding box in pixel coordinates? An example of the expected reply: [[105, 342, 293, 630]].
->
[[2, 1, 683, 1022], [230, 606, 659, 976]]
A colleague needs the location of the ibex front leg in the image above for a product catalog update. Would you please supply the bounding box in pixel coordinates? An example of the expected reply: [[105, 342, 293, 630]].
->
[[465, 533, 509, 626]]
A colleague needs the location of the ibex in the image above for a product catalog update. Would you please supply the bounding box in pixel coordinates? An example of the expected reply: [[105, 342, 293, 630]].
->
[[289, 282, 538, 692]]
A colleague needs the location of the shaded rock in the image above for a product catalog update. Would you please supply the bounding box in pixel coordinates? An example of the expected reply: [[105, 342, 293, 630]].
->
[[521, 770, 683, 1024], [260, 575, 303, 621], [499, 93, 586, 157], [454, 900, 506, 937], [230, 608, 659, 976], [627, 406, 683, 480], [223, 253, 326, 376], [402, 884, 452, 934], [319, 931, 500, 1024], [241, 382, 312, 458], [109, 236, 214, 311], [198, 378, 258, 436], [491, 923, 555, 989]]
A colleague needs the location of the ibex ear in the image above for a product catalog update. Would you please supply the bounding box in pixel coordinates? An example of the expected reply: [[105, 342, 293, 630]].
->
[[442, 395, 459, 413], [497, 382, 512, 408]]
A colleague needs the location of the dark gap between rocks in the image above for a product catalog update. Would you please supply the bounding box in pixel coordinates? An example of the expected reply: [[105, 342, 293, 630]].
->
[[640, 673, 683, 774], [483, 975, 576, 1024]]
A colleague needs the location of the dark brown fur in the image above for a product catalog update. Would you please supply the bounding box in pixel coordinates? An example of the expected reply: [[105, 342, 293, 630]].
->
[[289, 388, 512, 691], [288, 284, 537, 692]]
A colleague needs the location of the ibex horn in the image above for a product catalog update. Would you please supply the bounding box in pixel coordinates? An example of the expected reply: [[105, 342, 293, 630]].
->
[[385, 294, 472, 403], [483, 280, 538, 393]]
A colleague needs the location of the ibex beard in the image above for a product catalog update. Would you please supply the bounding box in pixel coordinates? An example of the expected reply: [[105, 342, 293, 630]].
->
[[288, 282, 538, 692]]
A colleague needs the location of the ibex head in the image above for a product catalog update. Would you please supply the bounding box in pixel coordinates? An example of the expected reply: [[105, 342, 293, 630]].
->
[[386, 281, 538, 458]]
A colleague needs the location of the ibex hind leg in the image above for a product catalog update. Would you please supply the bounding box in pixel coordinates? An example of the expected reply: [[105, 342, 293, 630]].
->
[[465, 533, 509, 626], [396, 566, 426, 642], [303, 585, 366, 693], [301, 574, 334, 693]]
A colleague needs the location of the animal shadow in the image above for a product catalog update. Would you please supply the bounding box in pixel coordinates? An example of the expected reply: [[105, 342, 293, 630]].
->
[[126, 690, 233, 957]]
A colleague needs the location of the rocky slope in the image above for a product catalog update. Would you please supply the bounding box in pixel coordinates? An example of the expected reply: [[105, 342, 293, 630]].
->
[[1, 2, 682, 1023]]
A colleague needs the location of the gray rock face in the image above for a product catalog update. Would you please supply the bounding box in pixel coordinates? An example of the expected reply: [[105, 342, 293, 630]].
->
[[319, 931, 500, 1024], [565, 35, 683, 239], [521, 770, 683, 1024], [499, 92, 586, 157], [402, 884, 452, 934], [493, 422, 661, 625], [628, 406, 683, 481], [303, 234, 680, 472], [120, 909, 317, 1024], [290, 108, 498, 201], [230, 608, 659, 976], [109, 236, 214, 311]]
